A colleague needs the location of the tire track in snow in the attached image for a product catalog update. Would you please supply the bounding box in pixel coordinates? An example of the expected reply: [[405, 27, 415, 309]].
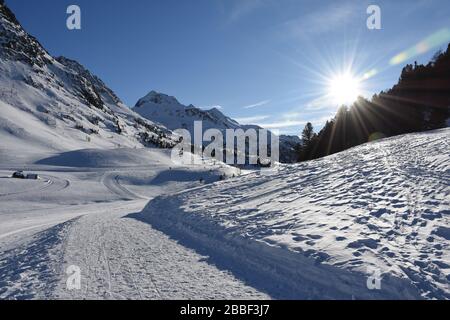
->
[[101, 172, 147, 200]]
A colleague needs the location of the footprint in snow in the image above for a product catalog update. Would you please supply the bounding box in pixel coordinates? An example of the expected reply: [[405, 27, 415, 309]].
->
[[307, 234, 323, 240], [432, 226, 450, 240], [347, 238, 379, 250]]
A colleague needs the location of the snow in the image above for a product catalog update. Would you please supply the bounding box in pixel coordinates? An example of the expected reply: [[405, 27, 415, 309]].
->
[[36, 148, 170, 168], [141, 129, 450, 299], [0, 146, 262, 299], [54, 203, 268, 299], [1, 2, 448, 300]]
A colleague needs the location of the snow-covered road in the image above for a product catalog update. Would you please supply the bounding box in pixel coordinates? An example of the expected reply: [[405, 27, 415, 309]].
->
[[0, 149, 268, 299]]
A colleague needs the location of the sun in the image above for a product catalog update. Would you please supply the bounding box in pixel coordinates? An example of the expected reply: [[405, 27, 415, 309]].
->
[[328, 73, 361, 106]]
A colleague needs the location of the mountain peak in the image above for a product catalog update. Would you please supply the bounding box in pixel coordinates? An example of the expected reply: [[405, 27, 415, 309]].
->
[[133, 90, 242, 133], [135, 91, 181, 108], [0, 1, 51, 67], [207, 107, 228, 121], [0, 3, 176, 151], [56, 56, 85, 71], [208, 107, 222, 113], [132, 90, 300, 163], [0, 1, 20, 27]]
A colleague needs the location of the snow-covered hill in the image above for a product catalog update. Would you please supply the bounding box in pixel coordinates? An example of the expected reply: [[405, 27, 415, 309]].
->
[[142, 128, 450, 299], [133, 91, 300, 163], [0, 3, 176, 163]]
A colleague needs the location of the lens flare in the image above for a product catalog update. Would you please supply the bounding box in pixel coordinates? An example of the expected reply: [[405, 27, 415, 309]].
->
[[390, 28, 450, 65]]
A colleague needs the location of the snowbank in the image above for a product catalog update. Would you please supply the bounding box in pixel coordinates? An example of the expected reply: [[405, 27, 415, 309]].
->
[[141, 129, 450, 299]]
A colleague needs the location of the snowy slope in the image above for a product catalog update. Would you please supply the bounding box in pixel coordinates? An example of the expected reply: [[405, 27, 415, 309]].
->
[[0, 3, 176, 163], [133, 91, 301, 163], [142, 129, 450, 299], [0, 144, 265, 299]]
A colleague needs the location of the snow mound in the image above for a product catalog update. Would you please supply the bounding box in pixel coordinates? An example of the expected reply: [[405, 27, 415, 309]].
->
[[35, 148, 169, 168], [141, 129, 450, 299]]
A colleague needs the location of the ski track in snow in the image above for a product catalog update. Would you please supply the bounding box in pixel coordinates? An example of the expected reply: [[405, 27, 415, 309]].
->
[[55, 202, 267, 300], [101, 171, 147, 201], [0, 150, 267, 300]]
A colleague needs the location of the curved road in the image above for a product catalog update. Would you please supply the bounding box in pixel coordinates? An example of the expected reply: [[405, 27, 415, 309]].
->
[[0, 166, 269, 299]]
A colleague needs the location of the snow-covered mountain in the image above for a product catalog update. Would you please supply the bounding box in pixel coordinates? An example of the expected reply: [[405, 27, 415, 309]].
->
[[134, 91, 243, 132], [0, 1, 300, 164], [0, 3, 176, 162], [133, 91, 301, 163]]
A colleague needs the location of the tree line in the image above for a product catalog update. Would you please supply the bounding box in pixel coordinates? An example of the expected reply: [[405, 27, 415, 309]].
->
[[297, 44, 450, 162]]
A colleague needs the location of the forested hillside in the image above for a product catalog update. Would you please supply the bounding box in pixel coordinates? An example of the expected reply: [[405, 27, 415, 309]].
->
[[298, 45, 450, 161]]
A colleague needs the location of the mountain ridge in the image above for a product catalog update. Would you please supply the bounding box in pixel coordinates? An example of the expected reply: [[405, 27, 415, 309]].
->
[[133, 90, 300, 163], [1, 1, 299, 164], [0, 1, 177, 162]]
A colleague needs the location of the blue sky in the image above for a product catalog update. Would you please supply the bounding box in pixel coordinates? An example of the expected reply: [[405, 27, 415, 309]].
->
[[6, 0, 450, 135]]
